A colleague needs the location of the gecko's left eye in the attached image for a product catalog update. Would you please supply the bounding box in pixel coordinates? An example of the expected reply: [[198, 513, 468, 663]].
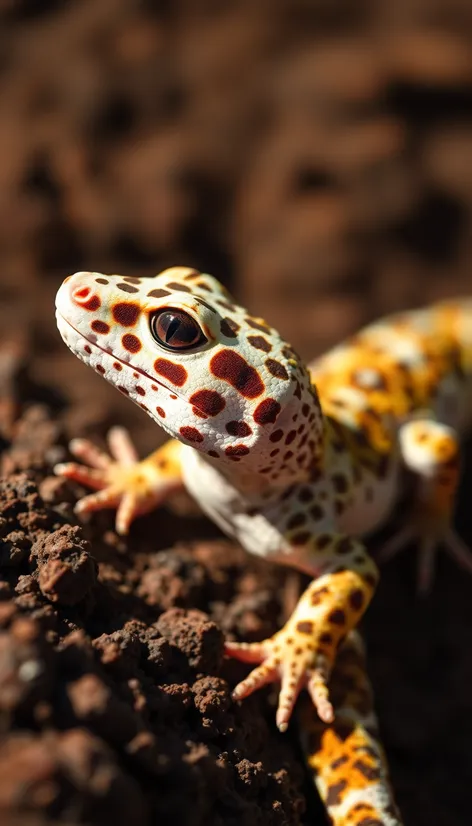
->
[[150, 309, 207, 351]]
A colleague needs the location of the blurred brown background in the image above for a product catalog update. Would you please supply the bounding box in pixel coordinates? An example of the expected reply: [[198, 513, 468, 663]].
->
[[1, 0, 471, 448], [0, 4, 472, 824]]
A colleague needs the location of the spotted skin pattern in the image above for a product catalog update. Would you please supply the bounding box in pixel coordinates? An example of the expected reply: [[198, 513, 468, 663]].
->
[[55, 267, 472, 826]]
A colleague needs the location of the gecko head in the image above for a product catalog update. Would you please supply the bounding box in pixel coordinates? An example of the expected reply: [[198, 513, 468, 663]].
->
[[56, 267, 322, 480]]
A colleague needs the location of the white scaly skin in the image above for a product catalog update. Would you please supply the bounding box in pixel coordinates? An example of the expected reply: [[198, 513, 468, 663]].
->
[[55, 267, 472, 826]]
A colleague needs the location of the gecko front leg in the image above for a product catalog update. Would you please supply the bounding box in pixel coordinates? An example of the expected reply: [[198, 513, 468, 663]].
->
[[55, 429, 186, 534], [226, 532, 378, 732]]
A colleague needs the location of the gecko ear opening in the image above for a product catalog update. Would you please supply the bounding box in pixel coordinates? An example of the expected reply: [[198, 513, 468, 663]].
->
[[150, 309, 207, 351]]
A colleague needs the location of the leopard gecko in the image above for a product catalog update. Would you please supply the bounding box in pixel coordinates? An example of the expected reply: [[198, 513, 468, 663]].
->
[[54, 266, 472, 826]]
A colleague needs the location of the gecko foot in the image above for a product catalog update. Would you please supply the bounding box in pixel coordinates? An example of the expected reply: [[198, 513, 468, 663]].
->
[[54, 427, 182, 534], [378, 522, 472, 594], [225, 623, 334, 733]]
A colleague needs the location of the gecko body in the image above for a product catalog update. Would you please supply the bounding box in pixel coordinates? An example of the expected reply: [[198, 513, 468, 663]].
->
[[55, 267, 472, 826]]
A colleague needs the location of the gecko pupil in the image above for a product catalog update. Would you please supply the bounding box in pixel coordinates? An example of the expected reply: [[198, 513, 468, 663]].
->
[[151, 309, 206, 350]]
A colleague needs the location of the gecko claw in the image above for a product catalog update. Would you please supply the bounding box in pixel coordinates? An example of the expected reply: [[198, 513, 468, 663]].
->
[[225, 632, 334, 730], [54, 430, 183, 534]]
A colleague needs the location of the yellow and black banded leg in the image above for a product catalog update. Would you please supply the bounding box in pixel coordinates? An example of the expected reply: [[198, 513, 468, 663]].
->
[[226, 535, 378, 732], [379, 418, 472, 593], [298, 631, 402, 826]]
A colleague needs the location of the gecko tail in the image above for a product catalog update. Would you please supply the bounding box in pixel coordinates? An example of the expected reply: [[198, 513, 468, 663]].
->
[[298, 632, 402, 826]]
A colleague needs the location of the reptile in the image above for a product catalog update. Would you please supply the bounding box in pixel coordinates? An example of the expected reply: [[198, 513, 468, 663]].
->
[[54, 266, 472, 826]]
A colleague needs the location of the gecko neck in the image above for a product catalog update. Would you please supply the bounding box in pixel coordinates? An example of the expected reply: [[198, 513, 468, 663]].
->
[[201, 379, 326, 496]]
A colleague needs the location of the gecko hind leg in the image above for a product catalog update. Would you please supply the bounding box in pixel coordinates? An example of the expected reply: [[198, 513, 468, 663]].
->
[[378, 419, 472, 593], [299, 631, 402, 825]]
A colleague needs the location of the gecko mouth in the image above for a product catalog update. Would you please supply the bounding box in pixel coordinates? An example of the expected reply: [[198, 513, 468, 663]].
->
[[55, 310, 191, 409]]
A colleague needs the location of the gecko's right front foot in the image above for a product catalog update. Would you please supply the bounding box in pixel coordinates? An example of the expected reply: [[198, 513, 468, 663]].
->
[[54, 427, 183, 534]]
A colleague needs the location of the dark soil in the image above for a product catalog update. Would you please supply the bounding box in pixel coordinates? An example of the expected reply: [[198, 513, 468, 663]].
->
[[0, 2, 472, 825]]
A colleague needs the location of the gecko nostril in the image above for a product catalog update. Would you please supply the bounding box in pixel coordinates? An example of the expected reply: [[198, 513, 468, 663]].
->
[[73, 287, 92, 301], [71, 285, 101, 311]]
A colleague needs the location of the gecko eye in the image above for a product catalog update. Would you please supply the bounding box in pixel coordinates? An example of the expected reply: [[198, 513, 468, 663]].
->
[[150, 309, 207, 351]]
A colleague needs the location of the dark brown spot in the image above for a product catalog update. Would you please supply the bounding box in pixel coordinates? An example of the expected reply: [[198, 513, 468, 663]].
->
[[112, 302, 140, 327], [246, 318, 270, 333], [117, 282, 139, 294], [123, 277, 141, 284], [296, 620, 313, 634], [298, 487, 313, 503], [353, 760, 381, 781], [166, 281, 192, 293], [189, 389, 226, 416], [287, 513, 306, 530], [269, 429, 283, 442], [154, 358, 187, 386], [155, 407, 166, 417], [331, 755, 348, 770], [285, 430, 297, 445], [91, 320, 110, 335], [291, 531, 311, 545], [220, 318, 239, 338], [329, 609, 346, 625], [217, 299, 237, 312], [208, 450, 219, 458], [336, 537, 355, 555], [118, 386, 129, 395], [349, 589, 364, 611], [310, 586, 330, 606], [225, 444, 250, 460], [135, 386, 145, 396], [122, 333, 142, 353], [316, 534, 332, 550], [148, 288, 171, 298], [113, 362, 122, 371], [95, 278, 109, 285], [248, 335, 271, 353], [265, 359, 289, 381], [226, 421, 252, 437], [357, 819, 383, 826], [84, 345, 92, 354], [210, 349, 264, 399], [365, 572, 378, 588], [180, 426, 204, 443], [253, 398, 281, 425], [332, 473, 348, 494], [96, 364, 105, 374], [319, 631, 333, 644], [325, 780, 348, 807], [310, 504, 324, 520]]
